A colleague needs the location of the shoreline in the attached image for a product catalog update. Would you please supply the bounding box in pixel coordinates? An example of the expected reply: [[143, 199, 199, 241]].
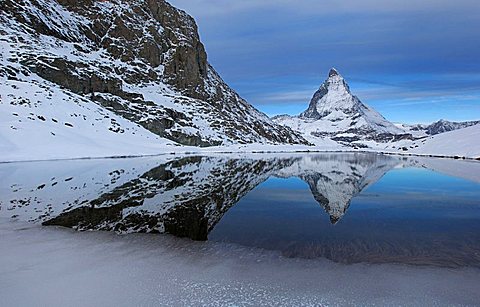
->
[[1, 147, 479, 164]]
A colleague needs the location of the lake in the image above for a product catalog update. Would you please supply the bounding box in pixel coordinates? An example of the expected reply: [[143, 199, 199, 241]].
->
[[2, 153, 480, 305], [1, 153, 479, 268]]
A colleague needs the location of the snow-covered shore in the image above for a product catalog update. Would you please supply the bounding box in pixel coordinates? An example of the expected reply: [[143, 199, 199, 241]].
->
[[1, 144, 479, 164], [1, 137, 479, 164], [396, 124, 480, 158]]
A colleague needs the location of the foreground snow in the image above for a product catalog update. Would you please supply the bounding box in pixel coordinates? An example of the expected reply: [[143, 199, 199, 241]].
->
[[1, 134, 479, 162], [0, 76, 186, 161], [1, 218, 479, 306], [380, 124, 480, 159]]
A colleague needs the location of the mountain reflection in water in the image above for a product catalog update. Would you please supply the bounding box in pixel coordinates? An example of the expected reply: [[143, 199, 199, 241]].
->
[[1, 153, 479, 267]]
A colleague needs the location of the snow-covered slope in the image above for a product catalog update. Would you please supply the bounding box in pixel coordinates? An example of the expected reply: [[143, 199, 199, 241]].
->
[[392, 124, 480, 159], [0, 74, 182, 161], [273, 69, 410, 147], [395, 123, 429, 138], [0, 0, 308, 161]]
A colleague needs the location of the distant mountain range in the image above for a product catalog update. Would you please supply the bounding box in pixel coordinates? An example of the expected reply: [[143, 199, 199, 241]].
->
[[400, 119, 480, 137]]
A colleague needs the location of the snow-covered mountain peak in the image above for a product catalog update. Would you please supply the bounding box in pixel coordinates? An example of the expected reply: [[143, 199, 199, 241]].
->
[[274, 69, 410, 147], [326, 68, 347, 85], [300, 68, 355, 120], [325, 68, 351, 92], [328, 67, 340, 77]]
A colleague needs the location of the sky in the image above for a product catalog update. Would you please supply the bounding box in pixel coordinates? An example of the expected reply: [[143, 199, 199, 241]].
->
[[169, 0, 480, 124]]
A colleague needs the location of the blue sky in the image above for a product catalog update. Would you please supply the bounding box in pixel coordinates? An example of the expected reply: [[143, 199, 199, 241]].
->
[[169, 0, 480, 124]]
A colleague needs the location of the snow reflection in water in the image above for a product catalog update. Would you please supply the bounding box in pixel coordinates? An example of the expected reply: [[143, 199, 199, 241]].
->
[[1, 153, 479, 267]]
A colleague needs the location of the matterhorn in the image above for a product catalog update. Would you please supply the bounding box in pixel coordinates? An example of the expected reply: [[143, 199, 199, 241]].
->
[[273, 68, 411, 147]]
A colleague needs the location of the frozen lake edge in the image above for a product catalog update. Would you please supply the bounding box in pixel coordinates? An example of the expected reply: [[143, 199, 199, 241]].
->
[[1, 218, 480, 306]]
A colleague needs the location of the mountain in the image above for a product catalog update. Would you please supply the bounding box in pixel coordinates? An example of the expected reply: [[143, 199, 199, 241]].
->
[[399, 119, 480, 138], [0, 0, 308, 160], [425, 119, 480, 135], [394, 123, 429, 138], [273, 68, 411, 147]]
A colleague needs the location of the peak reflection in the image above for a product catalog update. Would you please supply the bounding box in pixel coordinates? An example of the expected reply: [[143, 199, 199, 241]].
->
[[1, 153, 477, 241]]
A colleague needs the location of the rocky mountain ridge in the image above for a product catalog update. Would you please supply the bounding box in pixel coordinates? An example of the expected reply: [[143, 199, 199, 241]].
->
[[395, 119, 480, 142], [0, 0, 308, 149], [421, 119, 480, 136]]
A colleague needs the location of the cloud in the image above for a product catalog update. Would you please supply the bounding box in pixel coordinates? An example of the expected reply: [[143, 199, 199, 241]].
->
[[170, 0, 480, 17], [256, 90, 314, 104]]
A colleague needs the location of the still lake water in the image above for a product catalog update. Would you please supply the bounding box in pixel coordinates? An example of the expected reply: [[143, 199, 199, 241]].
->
[[1, 153, 480, 268]]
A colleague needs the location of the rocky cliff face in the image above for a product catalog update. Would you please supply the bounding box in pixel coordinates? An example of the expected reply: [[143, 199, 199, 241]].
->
[[273, 69, 412, 147], [0, 0, 308, 147]]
